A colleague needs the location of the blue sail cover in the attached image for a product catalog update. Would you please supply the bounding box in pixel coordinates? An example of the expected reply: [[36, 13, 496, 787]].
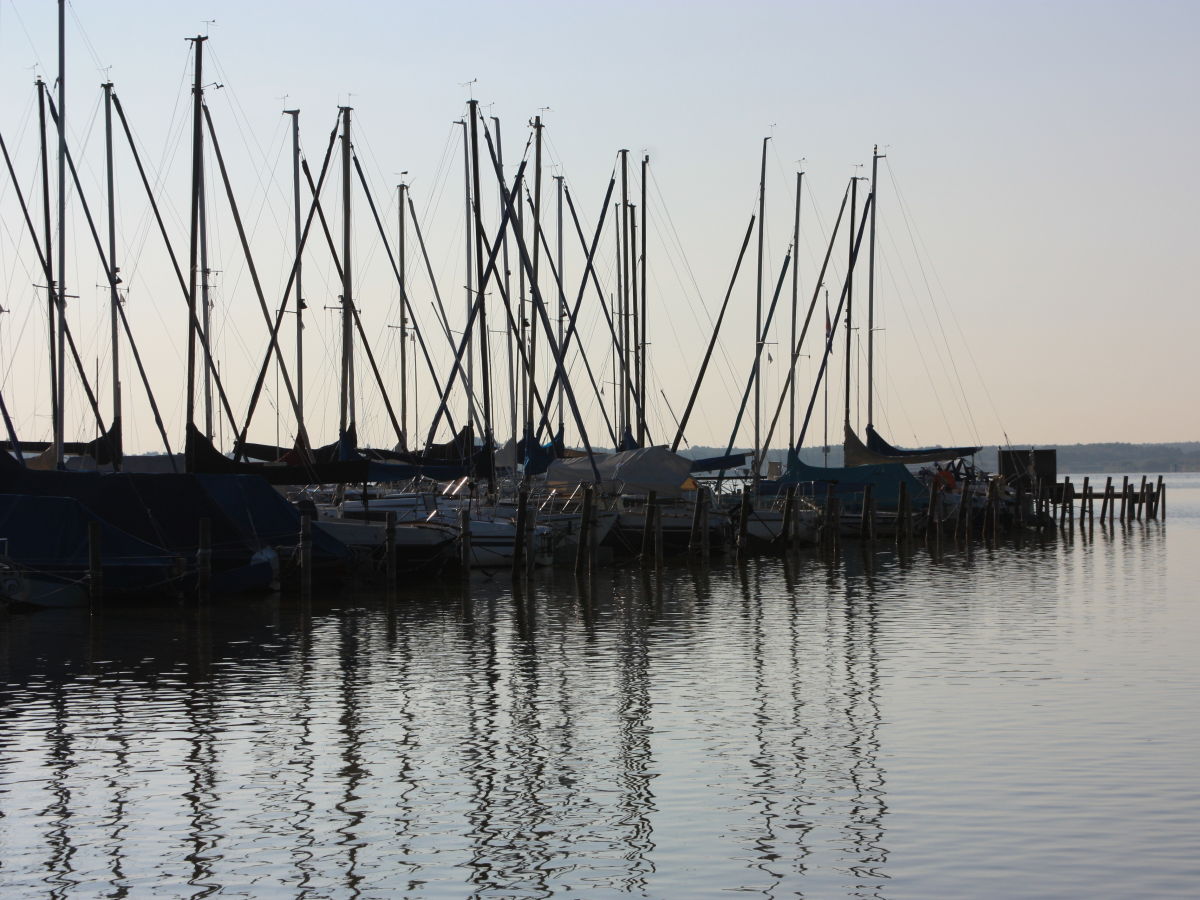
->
[[772, 448, 927, 507], [864, 424, 974, 460], [0, 450, 261, 559], [0, 492, 179, 594], [196, 475, 349, 563], [688, 453, 748, 473]]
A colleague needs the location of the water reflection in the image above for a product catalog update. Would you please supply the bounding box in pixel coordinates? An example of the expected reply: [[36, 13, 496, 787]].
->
[[0, 501, 1193, 897]]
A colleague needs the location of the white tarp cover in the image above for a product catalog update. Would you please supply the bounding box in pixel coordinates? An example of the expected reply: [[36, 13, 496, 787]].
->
[[494, 437, 518, 468], [544, 446, 693, 497]]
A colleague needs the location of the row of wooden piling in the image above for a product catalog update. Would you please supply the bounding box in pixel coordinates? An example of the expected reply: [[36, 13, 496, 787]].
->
[[1041, 474, 1166, 527], [106, 473, 1165, 603]]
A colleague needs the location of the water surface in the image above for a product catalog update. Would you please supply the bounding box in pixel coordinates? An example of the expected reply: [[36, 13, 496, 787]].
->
[[2, 474, 1197, 898]]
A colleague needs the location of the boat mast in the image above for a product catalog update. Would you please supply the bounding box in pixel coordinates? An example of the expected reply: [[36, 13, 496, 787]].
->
[[527, 114, 543, 448], [619, 148, 630, 442], [867, 144, 883, 431], [36, 80, 58, 464], [824, 288, 830, 466], [629, 201, 638, 440], [754, 136, 769, 481], [186, 34, 206, 459], [492, 116, 518, 451], [103, 81, 121, 470], [284, 109, 305, 446], [789, 168, 802, 452], [397, 180, 408, 449], [467, 99, 495, 493], [459, 117, 475, 440], [199, 112, 213, 440], [844, 174, 857, 433], [555, 173, 565, 438], [639, 153, 648, 447], [54, 0, 67, 468], [339, 104, 355, 435]]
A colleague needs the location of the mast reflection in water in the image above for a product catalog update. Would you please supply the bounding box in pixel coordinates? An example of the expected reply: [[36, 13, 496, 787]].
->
[[2, 477, 1198, 898]]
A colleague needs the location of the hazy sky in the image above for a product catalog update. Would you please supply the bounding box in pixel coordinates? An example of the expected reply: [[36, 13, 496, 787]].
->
[[0, 0, 1196, 455]]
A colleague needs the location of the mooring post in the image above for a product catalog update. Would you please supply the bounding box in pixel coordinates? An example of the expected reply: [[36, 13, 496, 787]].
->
[[823, 483, 835, 551], [513, 488, 528, 575], [1100, 476, 1112, 523], [781, 485, 795, 547], [654, 495, 664, 569], [896, 480, 909, 547], [955, 479, 969, 540], [1119, 476, 1129, 523], [88, 520, 103, 603], [576, 485, 594, 576], [1155, 475, 1165, 521], [792, 489, 803, 548], [1138, 476, 1148, 521], [197, 517, 212, 602], [525, 492, 538, 578], [688, 487, 704, 556], [737, 487, 752, 556], [1065, 478, 1075, 528], [299, 513, 312, 601], [927, 479, 941, 544], [860, 485, 873, 541], [459, 505, 472, 573], [960, 482, 969, 540], [642, 490, 658, 564], [699, 488, 711, 561], [831, 495, 841, 553], [385, 511, 397, 586]]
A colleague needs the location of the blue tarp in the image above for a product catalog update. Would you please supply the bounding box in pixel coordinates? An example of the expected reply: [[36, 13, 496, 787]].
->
[[689, 453, 748, 473], [769, 448, 927, 507], [0, 493, 180, 594], [196, 475, 349, 563]]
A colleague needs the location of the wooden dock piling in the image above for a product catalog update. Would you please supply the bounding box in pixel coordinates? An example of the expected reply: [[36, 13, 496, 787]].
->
[[736, 487, 751, 556], [513, 489, 528, 575], [385, 512, 397, 585], [88, 520, 102, 603], [642, 491, 658, 564], [896, 481, 910, 547], [964, 482, 974, 539], [781, 485, 796, 547], [823, 484, 835, 551], [860, 485, 874, 541], [459, 506, 472, 572], [197, 517, 212, 601], [575, 485, 594, 576], [299, 514, 312, 601]]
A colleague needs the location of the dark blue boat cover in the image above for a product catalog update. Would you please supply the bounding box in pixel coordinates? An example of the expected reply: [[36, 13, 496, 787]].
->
[[0, 493, 174, 569]]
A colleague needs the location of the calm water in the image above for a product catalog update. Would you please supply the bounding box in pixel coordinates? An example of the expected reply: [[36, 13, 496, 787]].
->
[[2, 475, 1198, 898]]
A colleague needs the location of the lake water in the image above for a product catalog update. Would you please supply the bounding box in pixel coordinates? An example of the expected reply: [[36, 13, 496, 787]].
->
[[2, 474, 1197, 898]]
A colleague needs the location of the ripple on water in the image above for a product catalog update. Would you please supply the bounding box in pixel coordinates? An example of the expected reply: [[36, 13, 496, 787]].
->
[[2, 481, 1199, 897]]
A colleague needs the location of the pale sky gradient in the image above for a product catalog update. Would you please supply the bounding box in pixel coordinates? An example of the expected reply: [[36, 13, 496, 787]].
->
[[0, 0, 1196, 455]]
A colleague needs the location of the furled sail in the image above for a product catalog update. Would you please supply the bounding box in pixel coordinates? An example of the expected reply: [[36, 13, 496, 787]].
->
[[844, 423, 979, 467]]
